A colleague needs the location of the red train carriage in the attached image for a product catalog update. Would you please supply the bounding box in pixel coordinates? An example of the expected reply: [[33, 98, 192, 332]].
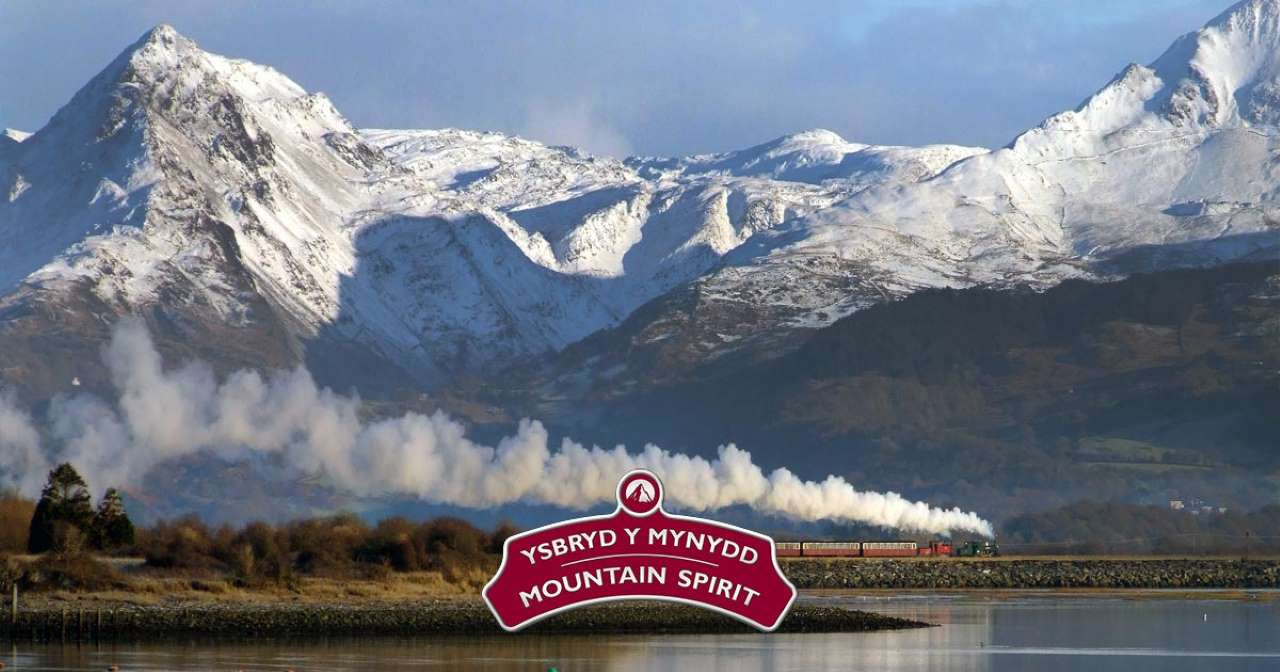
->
[[774, 539, 967, 558], [775, 542, 803, 557], [860, 541, 919, 557], [800, 542, 862, 557]]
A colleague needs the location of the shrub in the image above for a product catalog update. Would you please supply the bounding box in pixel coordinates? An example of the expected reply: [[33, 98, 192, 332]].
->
[[288, 513, 368, 577], [24, 554, 122, 592], [418, 517, 492, 581], [135, 513, 511, 585], [0, 553, 23, 592], [234, 521, 293, 584], [487, 521, 520, 554], [50, 522, 88, 557], [358, 517, 421, 571], [140, 516, 223, 571]]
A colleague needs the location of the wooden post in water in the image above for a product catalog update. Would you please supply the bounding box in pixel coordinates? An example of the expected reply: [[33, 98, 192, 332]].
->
[[9, 584, 15, 628]]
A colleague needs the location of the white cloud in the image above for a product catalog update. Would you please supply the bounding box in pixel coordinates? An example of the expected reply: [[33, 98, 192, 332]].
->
[[519, 96, 633, 158]]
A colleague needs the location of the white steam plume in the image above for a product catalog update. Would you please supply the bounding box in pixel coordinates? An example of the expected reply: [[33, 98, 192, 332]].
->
[[0, 392, 49, 495], [0, 320, 994, 537]]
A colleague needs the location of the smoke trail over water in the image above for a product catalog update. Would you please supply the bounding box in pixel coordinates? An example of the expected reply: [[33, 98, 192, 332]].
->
[[0, 320, 994, 537]]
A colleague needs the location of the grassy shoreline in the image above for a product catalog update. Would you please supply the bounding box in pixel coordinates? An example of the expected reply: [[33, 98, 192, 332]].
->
[[5, 557, 1279, 640]]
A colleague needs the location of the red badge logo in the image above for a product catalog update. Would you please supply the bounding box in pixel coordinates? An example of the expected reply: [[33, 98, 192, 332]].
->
[[483, 469, 797, 632]]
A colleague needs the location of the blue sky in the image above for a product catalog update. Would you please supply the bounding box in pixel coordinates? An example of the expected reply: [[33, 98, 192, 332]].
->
[[0, 0, 1229, 156]]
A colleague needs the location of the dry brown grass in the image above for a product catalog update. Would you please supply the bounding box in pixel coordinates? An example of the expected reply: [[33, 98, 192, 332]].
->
[[0, 494, 35, 553], [34, 569, 478, 607]]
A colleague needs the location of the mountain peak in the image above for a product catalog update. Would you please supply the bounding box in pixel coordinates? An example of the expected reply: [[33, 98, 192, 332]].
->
[[32, 20, 325, 152], [732, 128, 860, 161], [140, 23, 182, 46], [774, 129, 849, 146], [1151, 0, 1280, 126], [123, 23, 200, 68], [105, 24, 314, 107], [1206, 0, 1280, 33], [1016, 0, 1280, 145]]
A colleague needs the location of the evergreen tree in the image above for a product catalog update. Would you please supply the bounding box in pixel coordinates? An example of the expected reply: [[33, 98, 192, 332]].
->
[[27, 463, 94, 554], [91, 488, 135, 550]]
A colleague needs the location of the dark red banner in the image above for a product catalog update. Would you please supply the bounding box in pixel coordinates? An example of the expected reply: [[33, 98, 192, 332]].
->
[[483, 469, 796, 631]]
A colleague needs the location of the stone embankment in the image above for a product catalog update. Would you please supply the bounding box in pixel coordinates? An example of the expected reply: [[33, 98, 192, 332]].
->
[[0, 598, 923, 641], [782, 558, 1280, 589]]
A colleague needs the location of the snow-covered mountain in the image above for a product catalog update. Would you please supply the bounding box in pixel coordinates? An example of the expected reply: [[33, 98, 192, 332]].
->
[[541, 0, 1280, 386], [0, 25, 979, 390], [701, 0, 1280, 323], [2, 2, 1278, 398]]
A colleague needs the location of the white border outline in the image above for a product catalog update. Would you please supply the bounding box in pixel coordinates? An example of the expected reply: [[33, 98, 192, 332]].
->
[[481, 468, 799, 633]]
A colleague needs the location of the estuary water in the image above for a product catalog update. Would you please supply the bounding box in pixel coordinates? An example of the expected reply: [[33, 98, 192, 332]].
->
[[6, 593, 1279, 671]]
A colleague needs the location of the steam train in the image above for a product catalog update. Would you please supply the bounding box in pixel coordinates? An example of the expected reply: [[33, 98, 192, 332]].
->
[[775, 540, 998, 558]]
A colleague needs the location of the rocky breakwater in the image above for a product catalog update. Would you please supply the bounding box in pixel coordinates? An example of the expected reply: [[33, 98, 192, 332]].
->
[[782, 558, 1280, 589], [0, 597, 925, 641]]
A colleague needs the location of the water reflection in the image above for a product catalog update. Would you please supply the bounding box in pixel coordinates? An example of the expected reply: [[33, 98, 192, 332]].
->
[[8, 594, 1280, 671], [830, 593, 1280, 672]]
